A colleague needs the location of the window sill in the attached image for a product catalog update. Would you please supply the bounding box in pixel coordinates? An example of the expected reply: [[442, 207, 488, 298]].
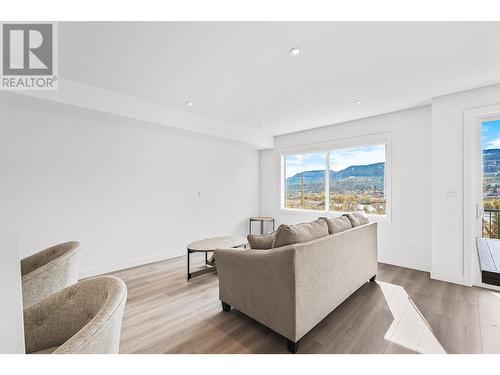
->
[[277, 208, 391, 222]]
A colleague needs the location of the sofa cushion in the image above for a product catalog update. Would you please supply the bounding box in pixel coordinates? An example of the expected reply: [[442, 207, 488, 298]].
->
[[247, 231, 276, 250], [320, 216, 352, 234], [344, 211, 369, 227], [272, 219, 329, 248]]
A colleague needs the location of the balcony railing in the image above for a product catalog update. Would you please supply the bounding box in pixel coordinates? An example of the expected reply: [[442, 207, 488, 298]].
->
[[483, 208, 500, 239]]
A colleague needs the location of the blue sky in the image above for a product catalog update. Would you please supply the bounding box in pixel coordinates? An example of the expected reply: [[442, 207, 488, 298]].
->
[[482, 120, 500, 150], [285, 152, 326, 178], [330, 145, 385, 171], [285, 145, 385, 178]]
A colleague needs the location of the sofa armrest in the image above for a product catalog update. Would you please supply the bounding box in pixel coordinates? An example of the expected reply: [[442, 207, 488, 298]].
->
[[293, 222, 378, 340], [214, 247, 297, 340]]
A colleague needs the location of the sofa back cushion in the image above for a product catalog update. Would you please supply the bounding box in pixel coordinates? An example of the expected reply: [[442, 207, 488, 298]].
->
[[272, 219, 329, 248], [344, 211, 369, 227], [320, 216, 352, 234], [247, 231, 276, 250]]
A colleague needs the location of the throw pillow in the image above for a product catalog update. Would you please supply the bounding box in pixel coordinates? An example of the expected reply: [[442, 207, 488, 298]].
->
[[247, 231, 276, 250], [344, 211, 369, 227], [272, 218, 329, 248], [320, 216, 352, 234]]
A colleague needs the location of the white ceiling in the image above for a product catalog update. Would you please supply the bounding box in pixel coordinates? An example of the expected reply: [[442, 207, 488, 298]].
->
[[59, 22, 500, 138]]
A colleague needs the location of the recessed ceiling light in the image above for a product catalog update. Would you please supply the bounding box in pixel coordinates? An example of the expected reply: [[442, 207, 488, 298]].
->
[[261, 125, 266, 129], [354, 100, 363, 105], [186, 101, 193, 106], [289, 47, 303, 56]]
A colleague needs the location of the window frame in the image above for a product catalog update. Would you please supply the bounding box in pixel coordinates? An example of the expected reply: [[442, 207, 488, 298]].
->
[[278, 132, 392, 221]]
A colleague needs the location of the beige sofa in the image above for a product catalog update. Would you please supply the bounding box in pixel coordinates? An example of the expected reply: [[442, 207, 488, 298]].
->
[[215, 221, 377, 353]]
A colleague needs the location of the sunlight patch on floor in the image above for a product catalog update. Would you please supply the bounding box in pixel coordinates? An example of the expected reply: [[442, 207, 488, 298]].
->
[[490, 291, 500, 300], [379, 281, 446, 354]]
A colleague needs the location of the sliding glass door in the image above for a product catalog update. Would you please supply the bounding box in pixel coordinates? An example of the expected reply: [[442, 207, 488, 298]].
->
[[482, 119, 500, 238]]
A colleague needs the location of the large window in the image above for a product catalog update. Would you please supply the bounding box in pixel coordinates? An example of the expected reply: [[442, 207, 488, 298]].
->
[[281, 137, 389, 216], [284, 152, 327, 211]]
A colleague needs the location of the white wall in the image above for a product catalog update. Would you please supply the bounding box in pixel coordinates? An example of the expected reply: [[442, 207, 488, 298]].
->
[[0, 234, 25, 353], [1, 93, 260, 277], [0, 121, 25, 353], [20, 78, 273, 148], [431, 83, 500, 285], [260, 106, 432, 271]]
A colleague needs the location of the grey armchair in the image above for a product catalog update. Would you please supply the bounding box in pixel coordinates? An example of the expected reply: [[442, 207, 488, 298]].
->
[[23, 276, 127, 354], [21, 241, 81, 308]]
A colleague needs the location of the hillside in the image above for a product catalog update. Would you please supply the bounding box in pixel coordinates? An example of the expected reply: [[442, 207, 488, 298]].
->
[[483, 148, 500, 174], [286, 162, 385, 193]]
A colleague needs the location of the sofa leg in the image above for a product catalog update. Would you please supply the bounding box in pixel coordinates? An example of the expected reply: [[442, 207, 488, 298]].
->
[[286, 339, 299, 353], [221, 302, 231, 312], [369, 274, 376, 282]]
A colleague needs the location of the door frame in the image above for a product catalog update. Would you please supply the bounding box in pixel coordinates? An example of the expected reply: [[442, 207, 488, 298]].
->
[[463, 103, 500, 289]]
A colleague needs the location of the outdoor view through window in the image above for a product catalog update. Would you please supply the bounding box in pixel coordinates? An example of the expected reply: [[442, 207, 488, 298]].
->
[[482, 119, 500, 238], [284, 144, 386, 214]]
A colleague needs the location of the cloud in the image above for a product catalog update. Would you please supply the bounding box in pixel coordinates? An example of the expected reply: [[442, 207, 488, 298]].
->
[[330, 145, 385, 171], [285, 145, 386, 177], [487, 137, 500, 149], [285, 152, 325, 178]]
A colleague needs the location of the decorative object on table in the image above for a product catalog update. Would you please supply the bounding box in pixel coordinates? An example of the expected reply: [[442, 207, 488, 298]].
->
[[21, 241, 81, 309], [186, 236, 247, 281], [248, 216, 275, 235], [23, 276, 127, 354]]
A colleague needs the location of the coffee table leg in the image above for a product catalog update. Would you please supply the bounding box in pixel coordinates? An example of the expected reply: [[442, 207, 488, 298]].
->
[[187, 249, 191, 281]]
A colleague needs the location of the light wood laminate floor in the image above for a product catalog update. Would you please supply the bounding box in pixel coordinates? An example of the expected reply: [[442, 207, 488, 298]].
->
[[111, 254, 500, 354]]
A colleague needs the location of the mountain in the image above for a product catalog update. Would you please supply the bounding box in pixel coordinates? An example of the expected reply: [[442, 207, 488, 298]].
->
[[483, 148, 500, 174], [331, 162, 385, 180], [286, 162, 385, 194]]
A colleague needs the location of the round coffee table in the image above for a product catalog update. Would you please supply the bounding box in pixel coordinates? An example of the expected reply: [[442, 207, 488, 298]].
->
[[186, 236, 247, 280]]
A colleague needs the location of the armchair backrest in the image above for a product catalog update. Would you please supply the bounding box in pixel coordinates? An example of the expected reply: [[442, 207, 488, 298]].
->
[[24, 276, 127, 354], [21, 241, 81, 308]]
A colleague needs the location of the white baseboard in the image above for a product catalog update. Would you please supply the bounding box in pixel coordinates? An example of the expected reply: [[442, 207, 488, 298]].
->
[[378, 256, 430, 272], [430, 271, 467, 286], [78, 249, 185, 279], [473, 281, 500, 291]]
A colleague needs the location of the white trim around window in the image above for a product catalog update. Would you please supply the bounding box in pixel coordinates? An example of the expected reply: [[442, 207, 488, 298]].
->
[[463, 104, 500, 289], [277, 132, 392, 221]]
